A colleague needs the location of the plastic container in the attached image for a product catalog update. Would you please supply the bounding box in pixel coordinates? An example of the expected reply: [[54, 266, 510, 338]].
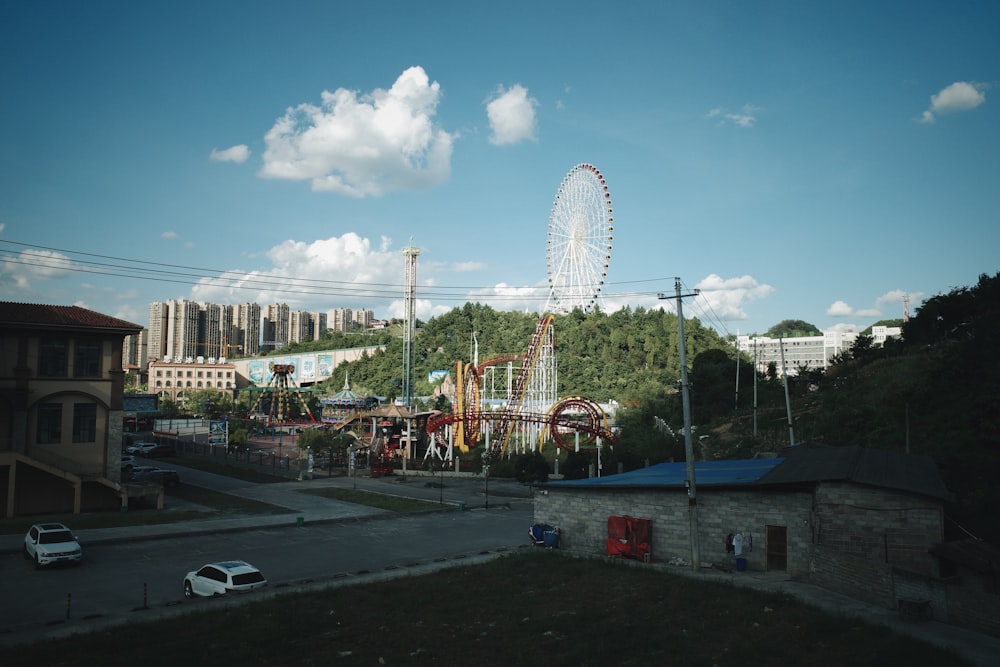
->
[[735, 557, 747, 572]]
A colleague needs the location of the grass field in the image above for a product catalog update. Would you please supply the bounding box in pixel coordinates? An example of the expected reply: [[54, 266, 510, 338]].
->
[[0, 550, 970, 666]]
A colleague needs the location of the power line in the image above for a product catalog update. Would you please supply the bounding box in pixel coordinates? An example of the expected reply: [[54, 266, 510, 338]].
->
[[0, 239, 677, 304]]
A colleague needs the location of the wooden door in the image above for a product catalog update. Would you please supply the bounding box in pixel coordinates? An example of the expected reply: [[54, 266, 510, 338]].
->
[[766, 524, 787, 571]]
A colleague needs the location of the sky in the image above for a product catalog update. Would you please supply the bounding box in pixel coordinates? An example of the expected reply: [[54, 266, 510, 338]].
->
[[1, 1, 997, 339]]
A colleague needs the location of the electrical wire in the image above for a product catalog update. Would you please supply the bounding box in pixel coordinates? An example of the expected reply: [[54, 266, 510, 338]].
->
[[0, 239, 675, 304]]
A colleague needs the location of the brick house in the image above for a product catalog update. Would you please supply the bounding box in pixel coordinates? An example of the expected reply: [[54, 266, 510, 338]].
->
[[0, 302, 143, 517], [534, 443, 998, 636]]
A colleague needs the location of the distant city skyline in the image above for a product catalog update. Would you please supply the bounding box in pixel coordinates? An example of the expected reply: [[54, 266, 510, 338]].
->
[[138, 298, 378, 367]]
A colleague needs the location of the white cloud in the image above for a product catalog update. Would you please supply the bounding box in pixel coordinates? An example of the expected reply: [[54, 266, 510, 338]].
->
[[209, 145, 250, 163], [706, 103, 760, 128], [918, 81, 985, 124], [259, 66, 454, 197], [691, 274, 775, 320], [826, 322, 860, 334], [461, 281, 550, 314], [875, 288, 922, 313], [189, 233, 403, 312], [452, 260, 487, 272], [161, 231, 178, 239], [0, 248, 73, 292], [827, 300, 854, 317], [486, 84, 538, 145]]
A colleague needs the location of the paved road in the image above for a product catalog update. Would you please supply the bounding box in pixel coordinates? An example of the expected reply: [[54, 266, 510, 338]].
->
[[0, 464, 536, 646]]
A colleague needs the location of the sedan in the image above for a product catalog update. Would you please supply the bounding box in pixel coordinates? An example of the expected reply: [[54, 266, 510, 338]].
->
[[184, 561, 267, 598]]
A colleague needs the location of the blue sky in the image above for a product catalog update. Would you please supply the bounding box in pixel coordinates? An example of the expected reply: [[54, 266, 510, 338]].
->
[[1, 1, 997, 338]]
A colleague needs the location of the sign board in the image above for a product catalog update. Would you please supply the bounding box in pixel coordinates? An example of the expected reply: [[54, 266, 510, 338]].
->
[[124, 394, 159, 413]]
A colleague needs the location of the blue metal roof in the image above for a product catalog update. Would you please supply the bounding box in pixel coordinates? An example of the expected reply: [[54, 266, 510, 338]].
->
[[546, 458, 784, 489]]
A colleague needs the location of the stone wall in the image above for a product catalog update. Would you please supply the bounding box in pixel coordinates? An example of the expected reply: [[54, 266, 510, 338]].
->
[[534, 485, 813, 576], [812, 482, 943, 576]]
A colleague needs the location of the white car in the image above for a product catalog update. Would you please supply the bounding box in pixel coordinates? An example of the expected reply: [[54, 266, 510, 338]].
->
[[127, 442, 158, 455], [24, 523, 83, 567], [184, 561, 267, 598]]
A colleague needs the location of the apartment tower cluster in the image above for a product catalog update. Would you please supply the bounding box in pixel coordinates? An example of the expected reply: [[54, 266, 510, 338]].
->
[[144, 299, 374, 364]]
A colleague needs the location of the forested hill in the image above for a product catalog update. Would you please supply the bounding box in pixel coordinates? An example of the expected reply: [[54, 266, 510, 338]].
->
[[308, 303, 734, 404]]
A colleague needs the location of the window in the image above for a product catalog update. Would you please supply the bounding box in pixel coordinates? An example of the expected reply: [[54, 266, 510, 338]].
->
[[73, 403, 97, 443], [74, 340, 101, 377], [37, 403, 62, 444], [39, 339, 68, 377]]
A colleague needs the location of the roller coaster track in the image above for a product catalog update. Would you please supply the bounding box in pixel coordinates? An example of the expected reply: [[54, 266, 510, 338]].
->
[[487, 315, 554, 455], [425, 397, 615, 456], [426, 315, 615, 458]]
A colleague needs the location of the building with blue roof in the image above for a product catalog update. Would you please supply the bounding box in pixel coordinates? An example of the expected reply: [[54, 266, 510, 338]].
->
[[534, 443, 965, 626]]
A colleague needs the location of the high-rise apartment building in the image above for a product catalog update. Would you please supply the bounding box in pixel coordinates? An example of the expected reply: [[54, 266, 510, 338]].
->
[[166, 298, 201, 361], [148, 301, 169, 361], [330, 307, 353, 333], [311, 311, 328, 340], [353, 308, 374, 329], [289, 310, 311, 344], [263, 303, 290, 351], [236, 302, 261, 356]]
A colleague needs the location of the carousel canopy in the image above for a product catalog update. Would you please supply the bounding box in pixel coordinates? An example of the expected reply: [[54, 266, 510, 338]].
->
[[320, 373, 369, 407]]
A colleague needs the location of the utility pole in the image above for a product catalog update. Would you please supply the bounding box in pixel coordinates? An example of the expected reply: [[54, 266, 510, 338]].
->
[[659, 278, 701, 571], [752, 339, 759, 437], [402, 241, 419, 410], [778, 336, 795, 446]]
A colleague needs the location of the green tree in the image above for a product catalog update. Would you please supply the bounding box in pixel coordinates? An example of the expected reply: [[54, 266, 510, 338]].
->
[[766, 320, 821, 338]]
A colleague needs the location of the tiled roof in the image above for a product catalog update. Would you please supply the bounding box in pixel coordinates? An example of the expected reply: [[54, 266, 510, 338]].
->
[[545, 458, 783, 489], [758, 442, 953, 502], [0, 301, 142, 333], [544, 443, 953, 503]]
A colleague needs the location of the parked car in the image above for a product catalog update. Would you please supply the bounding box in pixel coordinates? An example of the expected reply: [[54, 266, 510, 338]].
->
[[128, 465, 159, 481], [131, 468, 181, 487], [145, 442, 176, 457], [23, 523, 83, 568], [184, 561, 267, 598], [127, 442, 158, 455], [121, 454, 136, 479]]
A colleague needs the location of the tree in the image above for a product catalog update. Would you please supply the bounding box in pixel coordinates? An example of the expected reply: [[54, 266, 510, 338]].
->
[[766, 320, 821, 338], [513, 451, 550, 484]]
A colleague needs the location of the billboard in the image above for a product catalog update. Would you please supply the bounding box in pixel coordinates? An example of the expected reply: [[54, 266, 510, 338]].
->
[[123, 394, 158, 413]]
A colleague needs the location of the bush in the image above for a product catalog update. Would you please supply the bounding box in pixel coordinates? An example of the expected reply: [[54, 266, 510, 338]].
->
[[513, 452, 550, 484], [561, 451, 594, 480]]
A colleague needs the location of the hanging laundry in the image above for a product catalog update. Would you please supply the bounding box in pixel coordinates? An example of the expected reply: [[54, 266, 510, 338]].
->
[[733, 532, 744, 556], [725, 533, 734, 553]]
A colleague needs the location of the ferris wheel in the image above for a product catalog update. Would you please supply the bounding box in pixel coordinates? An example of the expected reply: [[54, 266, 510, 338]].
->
[[544, 164, 614, 314]]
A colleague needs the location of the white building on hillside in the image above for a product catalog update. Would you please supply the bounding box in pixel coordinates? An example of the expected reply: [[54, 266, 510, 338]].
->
[[736, 331, 859, 376]]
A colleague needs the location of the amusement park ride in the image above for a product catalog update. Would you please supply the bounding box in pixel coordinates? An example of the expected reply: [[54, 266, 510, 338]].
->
[[245, 163, 618, 469], [425, 315, 616, 462], [247, 362, 316, 427]]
